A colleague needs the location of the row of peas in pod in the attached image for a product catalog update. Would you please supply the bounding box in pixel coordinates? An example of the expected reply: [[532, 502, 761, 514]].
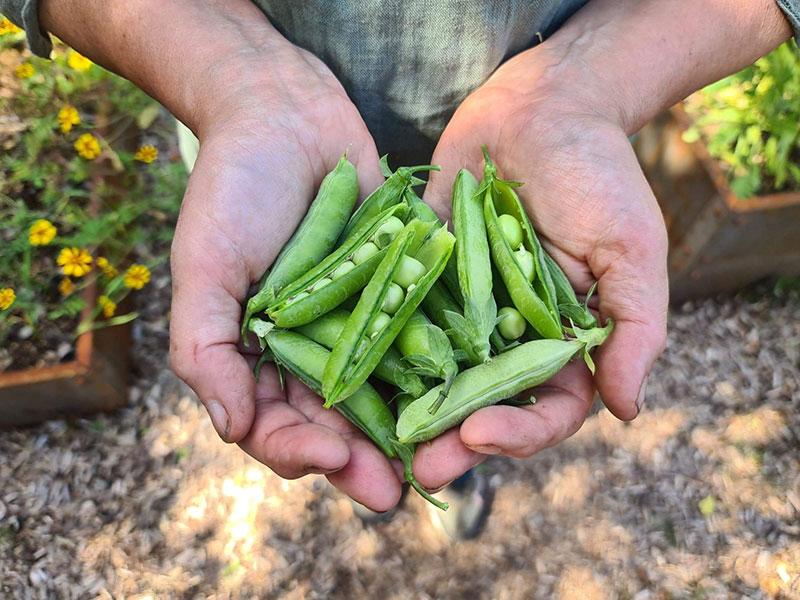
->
[[243, 149, 613, 511]]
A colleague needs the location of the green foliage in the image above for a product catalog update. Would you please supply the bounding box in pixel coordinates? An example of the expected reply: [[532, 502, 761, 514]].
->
[[0, 34, 186, 348], [683, 41, 800, 197]]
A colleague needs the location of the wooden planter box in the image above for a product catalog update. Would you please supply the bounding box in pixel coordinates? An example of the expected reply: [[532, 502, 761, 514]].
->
[[633, 105, 800, 301], [0, 282, 131, 428]]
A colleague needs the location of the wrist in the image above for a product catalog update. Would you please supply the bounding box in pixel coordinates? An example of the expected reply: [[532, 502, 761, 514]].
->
[[38, 0, 286, 135], [537, 0, 792, 134]]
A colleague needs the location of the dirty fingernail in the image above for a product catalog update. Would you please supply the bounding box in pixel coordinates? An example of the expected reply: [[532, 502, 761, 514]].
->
[[466, 444, 502, 455], [206, 401, 231, 441], [636, 378, 648, 414], [425, 479, 454, 495]]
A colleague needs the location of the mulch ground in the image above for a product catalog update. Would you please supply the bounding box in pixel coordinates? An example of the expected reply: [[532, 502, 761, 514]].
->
[[1, 273, 798, 599]]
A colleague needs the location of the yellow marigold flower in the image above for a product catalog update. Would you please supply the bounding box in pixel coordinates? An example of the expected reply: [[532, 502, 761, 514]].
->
[[134, 145, 158, 163], [96, 257, 118, 278], [75, 133, 101, 160], [57, 105, 80, 134], [0, 288, 15, 310], [58, 277, 75, 296], [67, 51, 92, 71], [28, 219, 57, 246], [0, 17, 22, 35], [57, 247, 93, 278], [98, 295, 116, 318], [14, 63, 34, 79], [123, 264, 150, 290]]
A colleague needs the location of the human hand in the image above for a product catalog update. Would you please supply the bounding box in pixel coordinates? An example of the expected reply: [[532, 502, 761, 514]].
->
[[417, 35, 670, 490]]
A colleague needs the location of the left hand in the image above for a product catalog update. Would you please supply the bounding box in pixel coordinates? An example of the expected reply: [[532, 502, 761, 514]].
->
[[416, 40, 670, 489]]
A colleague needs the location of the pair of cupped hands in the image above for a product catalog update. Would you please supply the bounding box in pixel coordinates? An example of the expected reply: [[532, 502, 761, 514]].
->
[[168, 38, 668, 511]]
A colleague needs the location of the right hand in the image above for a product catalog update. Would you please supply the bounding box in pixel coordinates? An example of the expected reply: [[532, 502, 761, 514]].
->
[[167, 40, 405, 511]]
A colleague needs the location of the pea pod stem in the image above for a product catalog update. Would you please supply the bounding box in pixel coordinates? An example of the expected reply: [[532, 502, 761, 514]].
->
[[242, 155, 358, 342], [396, 320, 613, 443]]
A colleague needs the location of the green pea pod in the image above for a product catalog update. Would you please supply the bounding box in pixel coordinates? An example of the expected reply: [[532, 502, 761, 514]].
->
[[395, 310, 459, 414], [296, 309, 428, 398], [483, 151, 562, 339], [421, 281, 484, 366], [396, 320, 614, 444], [404, 188, 464, 306], [542, 251, 599, 329], [446, 168, 495, 365], [323, 220, 455, 407], [489, 265, 521, 354], [262, 328, 447, 511], [266, 204, 407, 327], [395, 392, 416, 418], [242, 155, 358, 342], [339, 161, 440, 244]]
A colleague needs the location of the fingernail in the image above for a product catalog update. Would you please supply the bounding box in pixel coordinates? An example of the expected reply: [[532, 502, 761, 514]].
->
[[635, 378, 648, 414], [306, 466, 339, 475], [425, 479, 454, 494], [207, 401, 231, 441], [466, 444, 502, 455]]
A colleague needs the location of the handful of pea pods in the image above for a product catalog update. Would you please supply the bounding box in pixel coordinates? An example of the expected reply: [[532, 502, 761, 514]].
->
[[243, 148, 612, 510]]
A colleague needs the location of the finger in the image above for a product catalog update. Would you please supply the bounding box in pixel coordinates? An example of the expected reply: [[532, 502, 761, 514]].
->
[[411, 428, 486, 491], [238, 365, 351, 478], [170, 235, 256, 443], [459, 361, 595, 457], [424, 130, 487, 220], [326, 437, 403, 513], [592, 214, 668, 420]]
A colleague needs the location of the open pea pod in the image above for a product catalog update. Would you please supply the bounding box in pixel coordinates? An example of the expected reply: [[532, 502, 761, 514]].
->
[[296, 309, 428, 398], [260, 328, 447, 511], [241, 155, 358, 342], [323, 220, 455, 407], [482, 149, 562, 339], [338, 160, 440, 244], [265, 204, 408, 328]]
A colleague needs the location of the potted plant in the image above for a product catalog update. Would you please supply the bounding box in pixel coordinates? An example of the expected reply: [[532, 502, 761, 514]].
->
[[633, 40, 800, 300], [0, 26, 184, 426]]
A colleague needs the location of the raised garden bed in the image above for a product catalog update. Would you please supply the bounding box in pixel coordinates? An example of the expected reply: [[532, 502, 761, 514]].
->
[[634, 104, 800, 301], [0, 280, 130, 427]]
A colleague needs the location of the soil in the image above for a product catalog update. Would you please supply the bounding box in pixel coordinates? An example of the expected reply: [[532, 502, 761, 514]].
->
[[0, 315, 79, 373], [0, 271, 798, 599]]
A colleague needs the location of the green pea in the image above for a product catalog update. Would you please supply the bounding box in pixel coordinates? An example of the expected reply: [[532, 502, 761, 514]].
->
[[497, 307, 526, 340], [514, 247, 535, 282], [368, 312, 392, 338], [392, 255, 427, 289], [331, 260, 355, 280], [498, 214, 523, 249], [352, 241, 379, 265], [373, 216, 406, 249], [309, 277, 331, 292], [288, 291, 309, 305], [381, 283, 404, 315]]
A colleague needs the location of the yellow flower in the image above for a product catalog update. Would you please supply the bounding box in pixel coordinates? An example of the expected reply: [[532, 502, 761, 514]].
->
[[0, 17, 22, 35], [96, 257, 118, 278], [58, 277, 75, 296], [67, 51, 92, 71], [28, 219, 57, 246], [123, 264, 150, 290], [57, 247, 93, 278], [14, 63, 34, 79], [134, 145, 158, 163], [98, 295, 116, 318], [57, 105, 80, 133], [74, 133, 101, 160], [0, 288, 15, 310]]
